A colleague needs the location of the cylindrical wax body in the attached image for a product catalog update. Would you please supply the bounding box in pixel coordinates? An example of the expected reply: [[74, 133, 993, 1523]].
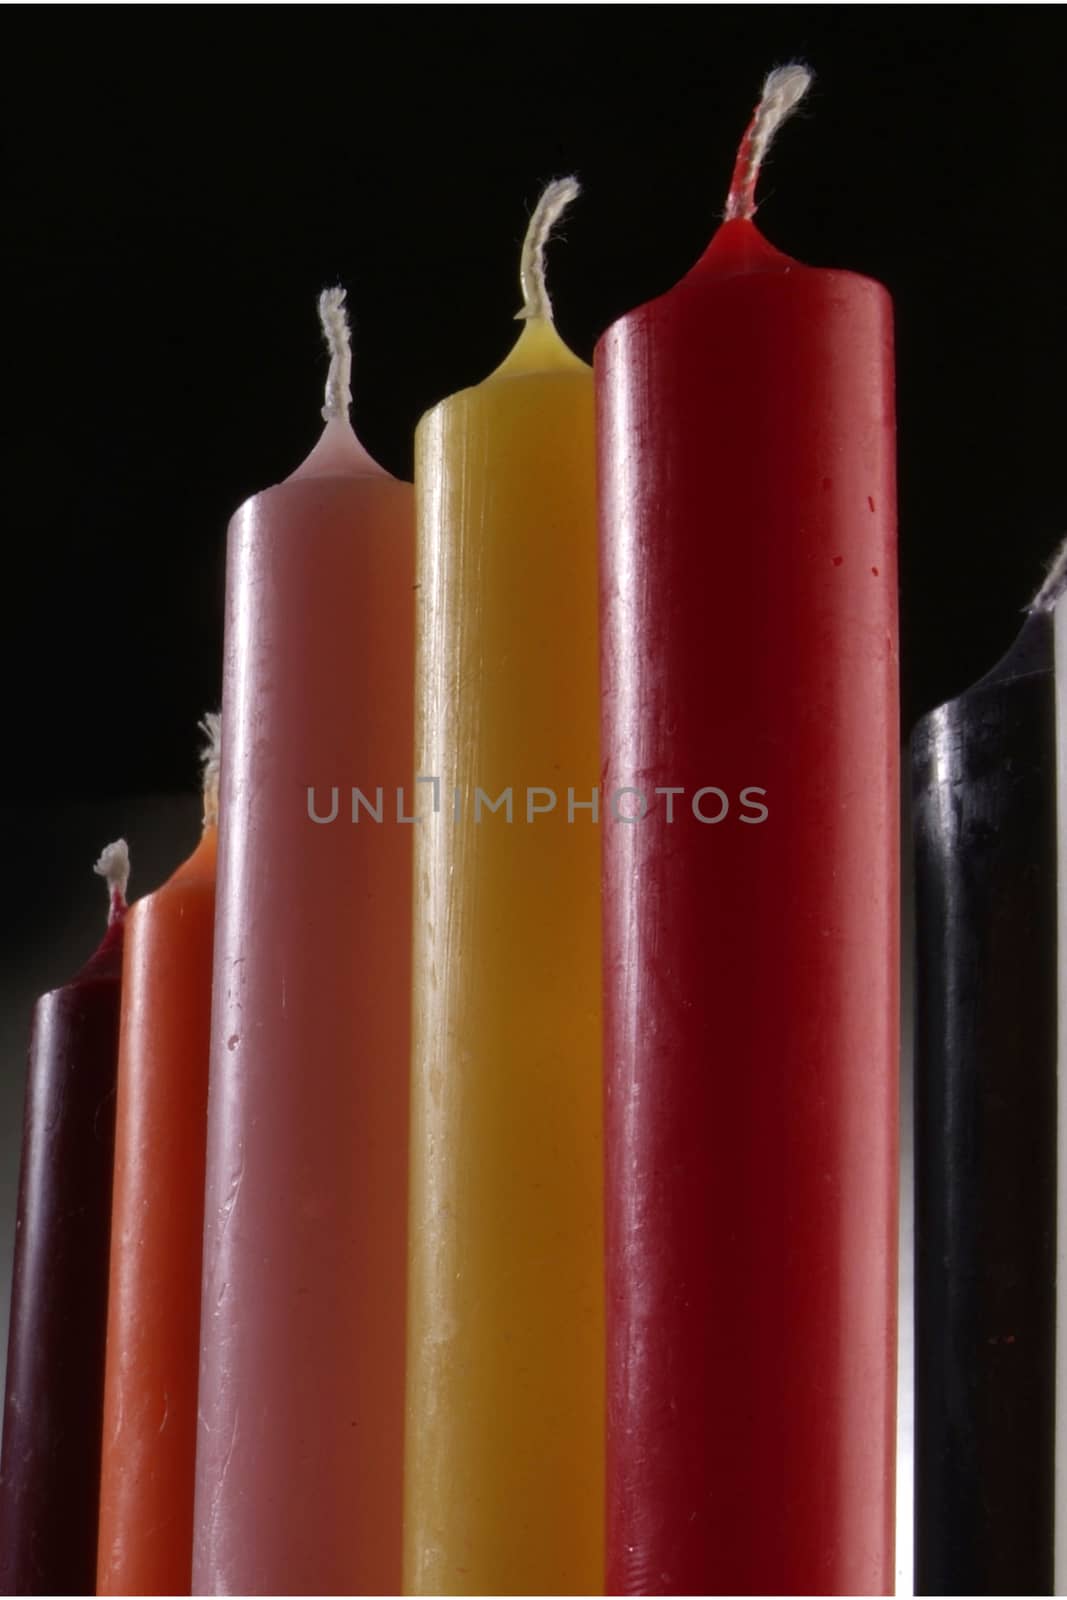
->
[[404, 320, 604, 1595], [596, 218, 899, 1595], [1055, 594, 1067, 1596], [193, 437, 414, 1594], [98, 827, 217, 1595], [912, 612, 1056, 1595], [0, 919, 125, 1595]]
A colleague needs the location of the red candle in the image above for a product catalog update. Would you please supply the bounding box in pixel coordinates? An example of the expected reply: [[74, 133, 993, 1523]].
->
[[0, 843, 129, 1596], [596, 67, 899, 1595]]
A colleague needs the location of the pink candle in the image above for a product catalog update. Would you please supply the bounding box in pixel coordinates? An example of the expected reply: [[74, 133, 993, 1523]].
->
[[193, 291, 414, 1593]]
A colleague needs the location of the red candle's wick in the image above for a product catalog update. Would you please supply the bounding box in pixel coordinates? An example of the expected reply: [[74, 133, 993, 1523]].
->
[[724, 64, 813, 222], [725, 117, 763, 223], [107, 886, 127, 927]]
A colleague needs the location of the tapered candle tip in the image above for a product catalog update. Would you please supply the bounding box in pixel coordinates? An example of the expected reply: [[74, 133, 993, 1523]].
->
[[1029, 535, 1067, 612], [516, 176, 581, 324], [725, 62, 813, 221], [199, 710, 222, 829], [94, 838, 129, 922], [318, 286, 353, 422]]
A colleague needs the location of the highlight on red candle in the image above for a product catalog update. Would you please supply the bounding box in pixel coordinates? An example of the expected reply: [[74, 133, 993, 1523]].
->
[[596, 64, 899, 1596], [0, 840, 130, 1597]]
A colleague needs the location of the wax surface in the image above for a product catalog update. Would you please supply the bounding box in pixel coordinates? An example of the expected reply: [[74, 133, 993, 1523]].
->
[[0, 917, 124, 1595], [193, 426, 414, 1594], [404, 319, 604, 1595], [596, 217, 899, 1595], [1055, 595, 1067, 1595], [912, 613, 1056, 1595], [97, 827, 216, 1595]]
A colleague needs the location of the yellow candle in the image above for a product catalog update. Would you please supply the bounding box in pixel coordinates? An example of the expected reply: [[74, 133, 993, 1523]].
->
[[405, 180, 603, 1596]]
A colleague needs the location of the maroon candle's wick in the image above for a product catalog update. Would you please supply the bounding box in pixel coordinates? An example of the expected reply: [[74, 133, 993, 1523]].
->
[[725, 63, 813, 222], [94, 838, 130, 927]]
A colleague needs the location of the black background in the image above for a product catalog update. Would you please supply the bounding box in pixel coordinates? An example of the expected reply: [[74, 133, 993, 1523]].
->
[[5, 5, 1066, 805]]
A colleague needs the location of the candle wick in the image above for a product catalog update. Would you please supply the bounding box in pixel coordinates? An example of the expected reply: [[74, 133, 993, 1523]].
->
[[199, 710, 222, 830], [1030, 535, 1067, 613], [724, 63, 813, 222], [516, 176, 581, 324], [318, 286, 353, 422], [94, 838, 130, 924]]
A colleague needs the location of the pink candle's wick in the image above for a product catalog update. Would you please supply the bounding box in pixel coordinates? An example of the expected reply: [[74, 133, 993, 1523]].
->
[[319, 287, 352, 423], [286, 285, 390, 481], [724, 63, 813, 222]]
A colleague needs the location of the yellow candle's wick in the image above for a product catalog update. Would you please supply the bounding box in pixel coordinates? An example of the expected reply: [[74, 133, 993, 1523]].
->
[[516, 176, 581, 324], [198, 711, 222, 830], [319, 285, 353, 421]]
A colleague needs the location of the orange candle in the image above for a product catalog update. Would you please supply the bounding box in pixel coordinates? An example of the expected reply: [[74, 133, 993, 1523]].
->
[[193, 290, 414, 1592], [97, 719, 219, 1595]]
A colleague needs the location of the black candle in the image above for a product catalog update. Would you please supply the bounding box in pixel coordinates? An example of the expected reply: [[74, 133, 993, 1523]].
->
[[0, 843, 128, 1596], [911, 599, 1057, 1595]]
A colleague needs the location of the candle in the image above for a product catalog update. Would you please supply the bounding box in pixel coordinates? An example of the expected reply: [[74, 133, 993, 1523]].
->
[[596, 68, 899, 1594], [97, 718, 219, 1596], [404, 181, 603, 1595], [912, 567, 1059, 1593], [0, 842, 129, 1597], [193, 290, 414, 1594], [1054, 552, 1067, 1594]]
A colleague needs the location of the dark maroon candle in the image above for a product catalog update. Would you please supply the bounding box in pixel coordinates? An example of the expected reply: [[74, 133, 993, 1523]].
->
[[0, 842, 129, 1596]]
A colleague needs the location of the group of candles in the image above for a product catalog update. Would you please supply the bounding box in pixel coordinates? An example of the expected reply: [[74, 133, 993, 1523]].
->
[[0, 60, 1055, 1599]]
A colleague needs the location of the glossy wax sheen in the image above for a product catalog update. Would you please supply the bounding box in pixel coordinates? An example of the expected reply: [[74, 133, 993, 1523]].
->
[[194, 446, 414, 1594], [405, 321, 604, 1595], [98, 828, 217, 1596], [596, 218, 900, 1595], [0, 920, 124, 1596]]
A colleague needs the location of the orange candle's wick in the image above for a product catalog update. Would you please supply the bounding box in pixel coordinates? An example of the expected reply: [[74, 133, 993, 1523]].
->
[[724, 63, 813, 222], [198, 711, 221, 830]]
